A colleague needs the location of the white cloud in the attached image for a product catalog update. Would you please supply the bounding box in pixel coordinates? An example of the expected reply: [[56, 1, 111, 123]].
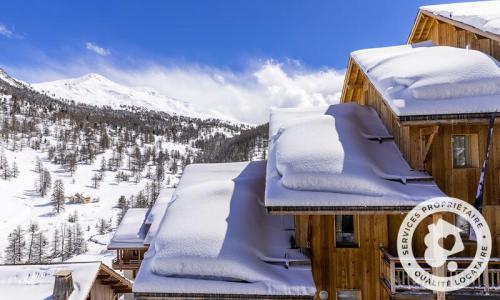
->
[[85, 42, 110, 56], [101, 61, 345, 124], [5, 59, 345, 124], [0, 23, 22, 39]]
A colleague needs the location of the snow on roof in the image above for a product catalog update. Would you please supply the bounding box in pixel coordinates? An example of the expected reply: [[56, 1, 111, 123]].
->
[[108, 208, 148, 249], [144, 188, 175, 245], [0, 262, 101, 300], [265, 103, 445, 210], [421, 1, 500, 36], [351, 43, 500, 117], [134, 161, 316, 297]]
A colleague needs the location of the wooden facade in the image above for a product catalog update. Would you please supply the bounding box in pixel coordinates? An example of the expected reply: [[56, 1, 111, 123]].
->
[[408, 10, 500, 61]]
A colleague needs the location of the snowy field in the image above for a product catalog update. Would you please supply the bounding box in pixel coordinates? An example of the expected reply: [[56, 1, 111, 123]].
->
[[0, 143, 180, 264]]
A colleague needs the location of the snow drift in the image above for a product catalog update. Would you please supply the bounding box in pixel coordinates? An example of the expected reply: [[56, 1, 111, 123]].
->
[[266, 103, 445, 208], [352, 44, 500, 116], [137, 161, 315, 296]]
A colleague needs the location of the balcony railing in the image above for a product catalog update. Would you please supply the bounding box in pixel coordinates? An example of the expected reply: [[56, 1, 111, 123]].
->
[[380, 247, 500, 296], [112, 257, 143, 270]]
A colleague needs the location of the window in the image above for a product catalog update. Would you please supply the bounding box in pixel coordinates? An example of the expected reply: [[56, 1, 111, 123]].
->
[[337, 290, 361, 300], [335, 215, 358, 247], [455, 214, 471, 240], [452, 135, 478, 168]]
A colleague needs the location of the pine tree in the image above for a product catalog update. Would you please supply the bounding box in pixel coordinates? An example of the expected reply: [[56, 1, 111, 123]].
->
[[51, 228, 61, 259], [66, 153, 77, 176], [97, 218, 109, 235], [33, 230, 48, 263], [63, 225, 73, 259], [38, 169, 52, 197], [91, 172, 100, 189], [35, 156, 43, 173], [99, 156, 106, 175], [116, 195, 129, 225], [51, 179, 65, 213], [11, 161, 19, 178], [1, 157, 9, 179], [73, 222, 87, 255], [26, 223, 40, 263], [4, 225, 25, 264]]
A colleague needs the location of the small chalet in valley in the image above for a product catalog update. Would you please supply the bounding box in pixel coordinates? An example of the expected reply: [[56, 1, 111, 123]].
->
[[108, 1, 500, 300], [0, 261, 132, 300]]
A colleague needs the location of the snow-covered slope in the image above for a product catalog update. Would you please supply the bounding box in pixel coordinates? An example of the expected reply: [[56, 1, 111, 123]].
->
[[33, 73, 229, 120], [0, 69, 25, 88]]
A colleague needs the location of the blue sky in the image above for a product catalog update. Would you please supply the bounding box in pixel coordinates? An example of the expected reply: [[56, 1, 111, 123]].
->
[[0, 0, 469, 75], [0, 0, 477, 123]]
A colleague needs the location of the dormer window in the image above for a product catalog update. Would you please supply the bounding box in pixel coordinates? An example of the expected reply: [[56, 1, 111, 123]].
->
[[452, 135, 478, 168]]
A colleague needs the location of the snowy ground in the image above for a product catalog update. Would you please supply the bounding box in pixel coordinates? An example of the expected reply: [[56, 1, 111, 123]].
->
[[0, 143, 180, 264]]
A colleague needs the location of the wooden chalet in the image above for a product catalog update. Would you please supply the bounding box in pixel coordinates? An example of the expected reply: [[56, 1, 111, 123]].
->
[[106, 2, 500, 300], [107, 208, 149, 279], [0, 261, 132, 300], [331, 2, 500, 300]]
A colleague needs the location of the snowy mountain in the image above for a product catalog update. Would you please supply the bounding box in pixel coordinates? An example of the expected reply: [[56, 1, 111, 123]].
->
[[0, 67, 267, 265], [33, 73, 230, 121]]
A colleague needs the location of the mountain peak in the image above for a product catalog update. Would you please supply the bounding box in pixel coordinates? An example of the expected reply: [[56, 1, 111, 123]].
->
[[78, 73, 110, 83], [32, 73, 231, 121]]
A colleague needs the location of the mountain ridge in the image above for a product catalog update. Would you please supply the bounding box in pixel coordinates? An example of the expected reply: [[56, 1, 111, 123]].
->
[[32, 72, 234, 122]]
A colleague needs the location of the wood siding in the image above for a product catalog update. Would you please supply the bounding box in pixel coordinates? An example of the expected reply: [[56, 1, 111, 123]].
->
[[409, 11, 500, 61], [90, 279, 116, 300], [298, 215, 390, 300]]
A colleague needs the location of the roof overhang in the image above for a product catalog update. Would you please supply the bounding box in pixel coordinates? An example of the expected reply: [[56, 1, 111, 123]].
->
[[134, 292, 313, 299], [266, 205, 415, 215], [409, 9, 500, 44]]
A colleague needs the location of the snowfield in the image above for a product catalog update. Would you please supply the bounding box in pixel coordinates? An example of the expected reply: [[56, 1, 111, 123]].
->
[[0, 143, 180, 264]]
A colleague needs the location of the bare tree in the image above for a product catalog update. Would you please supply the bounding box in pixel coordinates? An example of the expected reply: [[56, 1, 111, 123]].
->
[[51, 179, 65, 213]]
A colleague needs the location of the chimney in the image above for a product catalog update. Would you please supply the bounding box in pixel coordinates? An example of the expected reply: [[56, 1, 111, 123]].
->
[[53, 270, 74, 300]]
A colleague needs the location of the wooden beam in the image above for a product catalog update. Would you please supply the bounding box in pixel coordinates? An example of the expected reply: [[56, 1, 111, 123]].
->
[[420, 10, 500, 42], [96, 274, 110, 280], [101, 279, 120, 285], [113, 287, 132, 293], [420, 125, 439, 170]]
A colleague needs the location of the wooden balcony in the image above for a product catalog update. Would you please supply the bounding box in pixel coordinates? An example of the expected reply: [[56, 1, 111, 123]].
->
[[112, 257, 143, 270], [380, 248, 500, 298]]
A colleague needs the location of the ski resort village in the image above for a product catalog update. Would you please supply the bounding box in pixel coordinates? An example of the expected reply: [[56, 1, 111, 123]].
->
[[0, 1, 499, 300]]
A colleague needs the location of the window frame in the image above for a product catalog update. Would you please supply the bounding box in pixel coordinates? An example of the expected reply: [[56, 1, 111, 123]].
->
[[451, 134, 479, 169], [334, 215, 359, 248]]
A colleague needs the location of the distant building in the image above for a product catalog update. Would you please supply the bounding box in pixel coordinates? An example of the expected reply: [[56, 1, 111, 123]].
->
[[0, 261, 132, 300]]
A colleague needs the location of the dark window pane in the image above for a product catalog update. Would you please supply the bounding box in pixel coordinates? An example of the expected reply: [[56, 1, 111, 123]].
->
[[335, 215, 355, 245]]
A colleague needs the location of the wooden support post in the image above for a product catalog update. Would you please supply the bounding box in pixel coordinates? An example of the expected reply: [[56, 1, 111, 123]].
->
[[432, 213, 446, 300], [419, 125, 439, 170], [484, 265, 490, 295], [390, 259, 396, 294]]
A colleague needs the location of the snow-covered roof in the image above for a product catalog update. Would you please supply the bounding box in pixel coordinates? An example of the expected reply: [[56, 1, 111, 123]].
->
[[134, 162, 316, 297], [144, 188, 175, 245], [265, 103, 445, 211], [108, 208, 149, 249], [0, 262, 101, 300], [351, 43, 500, 118], [421, 1, 500, 37]]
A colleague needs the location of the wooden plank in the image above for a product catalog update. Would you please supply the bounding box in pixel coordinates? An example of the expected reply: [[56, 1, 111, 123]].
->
[[420, 125, 439, 169]]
